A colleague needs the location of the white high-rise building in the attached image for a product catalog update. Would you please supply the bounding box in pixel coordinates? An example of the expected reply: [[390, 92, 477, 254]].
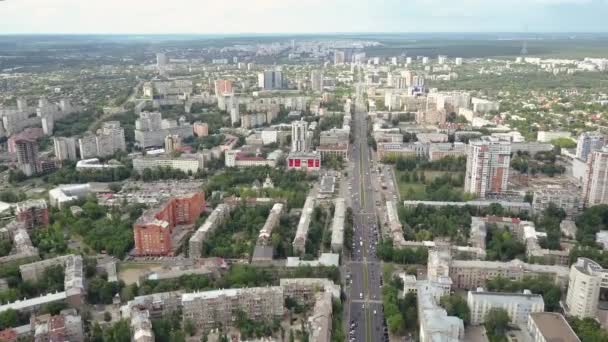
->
[[53, 137, 78, 161], [156, 53, 168, 68], [229, 96, 240, 126], [310, 70, 323, 92], [582, 147, 608, 207], [565, 258, 608, 319], [464, 137, 511, 198], [291, 120, 308, 153], [576, 131, 604, 162]]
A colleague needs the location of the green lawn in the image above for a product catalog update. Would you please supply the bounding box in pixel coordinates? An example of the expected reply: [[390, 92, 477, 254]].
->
[[395, 170, 466, 201]]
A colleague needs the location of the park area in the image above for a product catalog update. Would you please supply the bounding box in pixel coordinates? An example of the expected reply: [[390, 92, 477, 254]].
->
[[392, 155, 472, 203]]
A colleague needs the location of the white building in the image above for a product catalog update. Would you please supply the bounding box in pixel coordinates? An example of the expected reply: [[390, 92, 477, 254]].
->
[[582, 147, 608, 207], [48, 184, 92, 209], [132, 154, 204, 174], [467, 288, 544, 325], [527, 312, 581, 342], [471, 98, 499, 113], [565, 257, 608, 319], [53, 137, 78, 161], [417, 280, 464, 342], [291, 120, 308, 153], [78, 121, 126, 159], [576, 131, 605, 162]]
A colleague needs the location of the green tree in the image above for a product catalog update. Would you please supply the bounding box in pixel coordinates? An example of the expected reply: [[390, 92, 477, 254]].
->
[[484, 308, 510, 340], [440, 295, 471, 325]]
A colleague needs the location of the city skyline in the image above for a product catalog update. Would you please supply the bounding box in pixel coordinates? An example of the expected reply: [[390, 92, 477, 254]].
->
[[0, 0, 607, 34]]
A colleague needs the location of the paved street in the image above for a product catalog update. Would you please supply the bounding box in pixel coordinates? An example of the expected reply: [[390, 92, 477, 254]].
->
[[346, 93, 387, 342]]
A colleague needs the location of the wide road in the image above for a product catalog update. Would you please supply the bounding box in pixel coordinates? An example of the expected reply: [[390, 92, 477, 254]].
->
[[346, 97, 386, 342]]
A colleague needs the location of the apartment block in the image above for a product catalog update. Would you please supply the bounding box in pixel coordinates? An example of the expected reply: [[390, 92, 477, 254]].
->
[[467, 289, 544, 325], [15, 199, 49, 230], [78, 121, 126, 159], [293, 193, 315, 254], [464, 136, 511, 198], [189, 203, 233, 258], [181, 287, 284, 334], [133, 192, 205, 256], [527, 313, 580, 342], [53, 137, 78, 161], [565, 257, 608, 319], [582, 147, 608, 207]]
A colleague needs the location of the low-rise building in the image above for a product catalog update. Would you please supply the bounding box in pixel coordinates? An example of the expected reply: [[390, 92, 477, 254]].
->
[[132, 153, 205, 174], [417, 280, 464, 342], [330, 198, 345, 252], [287, 152, 321, 172], [467, 288, 544, 325], [189, 204, 233, 258], [293, 193, 315, 254], [307, 292, 332, 342], [527, 312, 580, 342], [532, 187, 581, 218], [48, 184, 92, 209], [428, 143, 466, 161], [181, 287, 284, 335]]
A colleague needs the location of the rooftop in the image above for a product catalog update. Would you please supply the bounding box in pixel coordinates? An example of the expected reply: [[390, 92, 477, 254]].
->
[[529, 312, 581, 342]]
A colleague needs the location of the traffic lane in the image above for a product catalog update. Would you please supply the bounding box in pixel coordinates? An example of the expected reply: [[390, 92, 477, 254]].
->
[[348, 304, 366, 342], [368, 302, 387, 342]]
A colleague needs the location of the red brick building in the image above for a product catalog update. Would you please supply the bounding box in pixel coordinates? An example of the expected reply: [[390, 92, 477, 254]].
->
[[134, 192, 205, 256], [15, 199, 49, 230]]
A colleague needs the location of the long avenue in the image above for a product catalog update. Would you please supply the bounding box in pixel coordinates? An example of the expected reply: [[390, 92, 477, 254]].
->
[[346, 93, 386, 342]]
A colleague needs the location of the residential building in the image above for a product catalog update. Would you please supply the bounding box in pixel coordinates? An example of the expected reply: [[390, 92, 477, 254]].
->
[[417, 280, 464, 342], [15, 200, 49, 230], [330, 198, 345, 253], [307, 292, 332, 342], [537, 131, 572, 143], [293, 193, 315, 254], [376, 143, 417, 160], [291, 120, 308, 152], [53, 137, 78, 161], [214, 79, 233, 96], [310, 70, 323, 92], [582, 147, 608, 207], [193, 122, 209, 137], [188, 203, 233, 258], [333, 50, 345, 65], [134, 112, 193, 148], [464, 136, 511, 198], [316, 144, 349, 161], [164, 135, 181, 154], [532, 187, 581, 218], [252, 203, 284, 262], [565, 257, 608, 319], [467, 288, 544, 325], [576, 131, 604, 162], [33, 309, 84, 342], [133, 192, 205, 256], [14, 135, 39, 177], [130, 308, 154, 342], [78, 121, 126, 159], [471, 98, 500, 113], [527, 313, 580, 342], [428, 143, 466, 161], [258, 70, 283, 90], [387, 201, 406, 247], [132, 153, 205, 174], [181, 287, 284, 334]]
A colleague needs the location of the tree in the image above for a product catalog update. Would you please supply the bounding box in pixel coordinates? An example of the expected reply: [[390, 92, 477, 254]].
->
[[484, 308, 510, 338], [184, 319, 196, 336], [440, 295, 471, 324], [0, 309, 18, 330]]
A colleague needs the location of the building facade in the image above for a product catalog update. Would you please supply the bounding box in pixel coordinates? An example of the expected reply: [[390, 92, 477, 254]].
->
[[133, 193, 205, 256], [582, 147, 608, 207], [464, 137, 511, 198], [467, 289, 544, 325]]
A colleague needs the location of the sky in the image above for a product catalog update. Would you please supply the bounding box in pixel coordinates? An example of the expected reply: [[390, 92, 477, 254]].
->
[[0, 0, 606, 34]]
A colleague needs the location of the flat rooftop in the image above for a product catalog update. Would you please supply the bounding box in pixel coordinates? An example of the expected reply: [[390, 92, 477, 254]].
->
[[529, 312, 581, 342]]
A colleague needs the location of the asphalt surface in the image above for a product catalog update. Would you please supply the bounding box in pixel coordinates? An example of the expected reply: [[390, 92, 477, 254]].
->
[[345, 99, 387, 342]]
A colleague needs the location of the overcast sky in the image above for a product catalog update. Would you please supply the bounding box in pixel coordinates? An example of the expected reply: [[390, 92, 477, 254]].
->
[[0, 0, 606, 34]]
